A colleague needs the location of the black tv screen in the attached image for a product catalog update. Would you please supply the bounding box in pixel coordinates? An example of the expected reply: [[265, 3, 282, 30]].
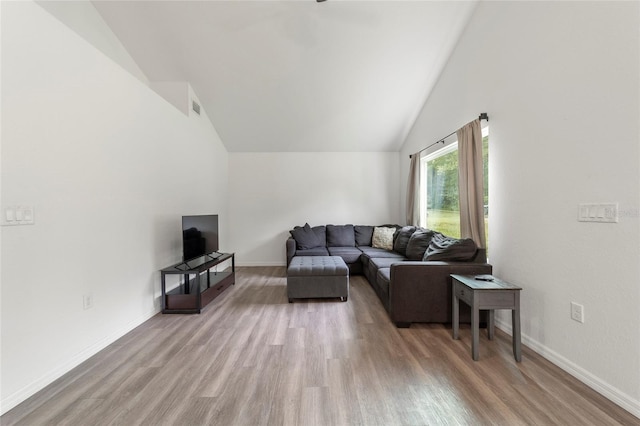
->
[[182, 214, 219, 260]]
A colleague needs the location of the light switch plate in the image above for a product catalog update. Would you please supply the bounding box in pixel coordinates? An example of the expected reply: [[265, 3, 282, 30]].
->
[[1, 206, 35, 226], [578, 203, 618, 223]]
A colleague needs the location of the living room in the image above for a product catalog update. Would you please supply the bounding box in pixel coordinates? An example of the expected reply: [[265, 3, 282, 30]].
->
[[2, 0, 639, 423]]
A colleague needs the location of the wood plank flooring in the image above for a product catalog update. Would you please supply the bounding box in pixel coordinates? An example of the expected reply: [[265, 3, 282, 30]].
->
[[2, 266, 638, 425]]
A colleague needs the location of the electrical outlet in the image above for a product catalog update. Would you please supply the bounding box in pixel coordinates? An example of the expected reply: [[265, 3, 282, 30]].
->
[[570, 302, 584, 323], [83, 294, 94, 310]]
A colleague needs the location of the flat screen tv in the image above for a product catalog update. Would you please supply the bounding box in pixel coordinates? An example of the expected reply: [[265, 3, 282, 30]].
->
[[182, 214, 219, 261]]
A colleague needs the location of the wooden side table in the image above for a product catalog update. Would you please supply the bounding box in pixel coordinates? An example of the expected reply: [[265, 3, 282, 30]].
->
[[451, 274, 522, 362]]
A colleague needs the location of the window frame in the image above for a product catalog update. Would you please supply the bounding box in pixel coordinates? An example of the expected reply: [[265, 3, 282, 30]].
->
[[418, 125, 489, 235]]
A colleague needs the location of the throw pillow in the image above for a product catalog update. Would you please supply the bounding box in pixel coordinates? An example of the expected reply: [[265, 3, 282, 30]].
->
[[405, 229, 436, 260], [326, 224, 356, 247], [355, 225, 375, 246], [424, 233, 477, 261], [393, 226, 417, 255], [290, 223, 322, 250], [371, 226, 395, 250], [311, 225, 327, 247]]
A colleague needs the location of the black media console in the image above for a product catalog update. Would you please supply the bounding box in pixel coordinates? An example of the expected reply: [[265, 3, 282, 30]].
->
[[160, 252, 235, 314]]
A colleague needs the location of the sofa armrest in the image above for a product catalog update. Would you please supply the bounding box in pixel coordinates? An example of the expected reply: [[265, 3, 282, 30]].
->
[[286, 237, 297, 266], [389, 261, 493, 324]]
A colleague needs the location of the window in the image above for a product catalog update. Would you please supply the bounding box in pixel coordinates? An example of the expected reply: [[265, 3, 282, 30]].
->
[[420, 127, 489, 242]]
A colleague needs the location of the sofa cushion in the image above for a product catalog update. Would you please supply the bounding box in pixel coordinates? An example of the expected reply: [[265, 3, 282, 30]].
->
[[424, 233, 477, 261], [290, 223, 322, 249], [294, 247, 330, 257], [372, 226, 395, 250], [370, 257, 404, 269], [355, 225, 375, 246], [327, 246, 364, 264], [393, 226, 417, 255], [376, 268, 391, 296], [327, 224, 356, 247], [312, 225, 327, 247], [359, 246, 406, 259], [405, 229, 436, 260]]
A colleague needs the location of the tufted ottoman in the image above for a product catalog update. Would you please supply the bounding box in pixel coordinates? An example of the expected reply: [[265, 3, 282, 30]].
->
[[287, 256, 349, 302]]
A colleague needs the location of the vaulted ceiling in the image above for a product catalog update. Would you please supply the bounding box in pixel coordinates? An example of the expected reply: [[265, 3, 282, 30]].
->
[[90, 1, 477, 152]]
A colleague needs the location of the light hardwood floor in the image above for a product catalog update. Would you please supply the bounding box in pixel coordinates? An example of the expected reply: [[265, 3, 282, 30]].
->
[[2, 266, 638, 425]]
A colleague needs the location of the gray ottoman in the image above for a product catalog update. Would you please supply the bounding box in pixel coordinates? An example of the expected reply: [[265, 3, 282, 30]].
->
[[287, 256, 349, 302]]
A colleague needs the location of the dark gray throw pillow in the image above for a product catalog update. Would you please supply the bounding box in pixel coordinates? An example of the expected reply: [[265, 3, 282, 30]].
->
[[312, 225, 327, 247], [355, 225, 374, 246], [424, 233, 477, 261], [290, 223, 322, 250], [326, 224, 356, 247], [405, 229, 436, 260], [393, 226, 417, 255]]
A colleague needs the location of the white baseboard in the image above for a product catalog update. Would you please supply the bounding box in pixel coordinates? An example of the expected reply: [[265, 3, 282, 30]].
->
[[236, 261, 286, 267], [495, 319, 640, 419], [0, 307, 159, 416]]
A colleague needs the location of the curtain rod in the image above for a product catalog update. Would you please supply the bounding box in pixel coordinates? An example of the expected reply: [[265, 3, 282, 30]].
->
[[409, 113, 489, 158]]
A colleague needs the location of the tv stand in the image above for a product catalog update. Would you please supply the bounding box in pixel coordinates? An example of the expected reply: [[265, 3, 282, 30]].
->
[[160, 252, 235, 314]]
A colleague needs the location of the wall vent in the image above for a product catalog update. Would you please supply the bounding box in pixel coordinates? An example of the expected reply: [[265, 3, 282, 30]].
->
[[192, 100, 201, 115]]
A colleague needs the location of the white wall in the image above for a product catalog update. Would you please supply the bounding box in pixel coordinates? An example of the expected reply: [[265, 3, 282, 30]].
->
[[228, 152, 400, 265], [401, 1, 640, 416], [35, 0, 148, 84], [0, 2, 228, 413]]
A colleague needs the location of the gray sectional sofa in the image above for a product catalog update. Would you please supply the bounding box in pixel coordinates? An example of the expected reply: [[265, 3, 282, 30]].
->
[[286, 223, 492, 327]]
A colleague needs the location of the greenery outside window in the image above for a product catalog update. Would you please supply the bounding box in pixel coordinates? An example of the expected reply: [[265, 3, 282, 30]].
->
[[420, 127, 489, 242]]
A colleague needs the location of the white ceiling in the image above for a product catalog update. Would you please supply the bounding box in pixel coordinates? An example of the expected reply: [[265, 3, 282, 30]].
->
[[91, 1, 477, 152]]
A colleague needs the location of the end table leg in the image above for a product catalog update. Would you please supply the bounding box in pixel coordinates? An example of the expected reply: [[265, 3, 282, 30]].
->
[[513, 305, 522, 362], [452, 290, 459, 340], [488, 309, 495, 340], [472, 302, 479, 361]]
